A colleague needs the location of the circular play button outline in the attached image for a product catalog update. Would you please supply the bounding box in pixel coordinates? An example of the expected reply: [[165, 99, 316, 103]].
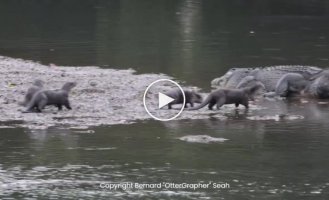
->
[[143, 79, 186, 121]]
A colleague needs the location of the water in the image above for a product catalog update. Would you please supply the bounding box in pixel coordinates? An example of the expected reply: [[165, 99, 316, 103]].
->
[[1, 0, 329, 199]]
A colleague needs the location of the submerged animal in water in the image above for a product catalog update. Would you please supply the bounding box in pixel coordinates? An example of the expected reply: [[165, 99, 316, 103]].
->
[[187, 82, 264, 110], [19, 79, 45, 106], [24, 82, 77, 113], [164, 89, 203, 109]]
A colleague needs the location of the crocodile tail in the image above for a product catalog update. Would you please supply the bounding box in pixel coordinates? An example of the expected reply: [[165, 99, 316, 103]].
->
[[186, 94, 212, 111]]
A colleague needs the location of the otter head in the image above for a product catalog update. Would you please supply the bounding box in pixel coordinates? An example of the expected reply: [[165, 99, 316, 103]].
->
[[236, 76, 257, 89], [33, 79, 45, 87], [245, 81, 265, 100], [62, 82, 77, 91], [192, 92, 203, 103], [290, 80, 308, 93]]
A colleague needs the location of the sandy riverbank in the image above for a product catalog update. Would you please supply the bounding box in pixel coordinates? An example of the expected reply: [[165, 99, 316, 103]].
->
[[1, 56, 231, 129]]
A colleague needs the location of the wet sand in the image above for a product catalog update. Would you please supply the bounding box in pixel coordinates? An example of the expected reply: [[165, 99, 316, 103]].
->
[[0, 56, 230, 129], [2, 56, 306, 130]]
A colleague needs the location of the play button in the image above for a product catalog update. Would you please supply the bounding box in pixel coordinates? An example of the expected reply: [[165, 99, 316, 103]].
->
[[158, 92, 175, 109], [143, 79, 185, 121]]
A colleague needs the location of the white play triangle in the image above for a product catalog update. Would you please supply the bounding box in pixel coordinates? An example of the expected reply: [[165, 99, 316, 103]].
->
[[158, 92, 175, 109]]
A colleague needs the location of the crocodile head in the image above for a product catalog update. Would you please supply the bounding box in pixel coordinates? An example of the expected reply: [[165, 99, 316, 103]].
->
[[211, 68, 254, 88]]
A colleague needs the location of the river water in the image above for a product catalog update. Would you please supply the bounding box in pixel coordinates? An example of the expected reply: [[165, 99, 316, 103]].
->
[[1, 0, 329, 199]]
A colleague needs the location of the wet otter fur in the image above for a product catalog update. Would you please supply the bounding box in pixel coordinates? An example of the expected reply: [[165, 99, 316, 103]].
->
[[187, 82, 264, 110], [275, 73, 309, 97], [19, 79, 45, 106], [164, 89, 203, 109], [24, 82, 77, 113]]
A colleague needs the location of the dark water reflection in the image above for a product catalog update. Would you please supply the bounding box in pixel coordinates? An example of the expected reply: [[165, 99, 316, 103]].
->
[[1, 0, 329, 199], [1, 100, 329, 199], [1, 1, 329, 88]]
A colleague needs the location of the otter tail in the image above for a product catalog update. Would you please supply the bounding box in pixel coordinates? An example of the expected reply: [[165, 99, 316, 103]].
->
[[186, 95, 212, 111], [24, 97, 36, 112], [18, 100, 27, 106], [23, 91, 42, 112]]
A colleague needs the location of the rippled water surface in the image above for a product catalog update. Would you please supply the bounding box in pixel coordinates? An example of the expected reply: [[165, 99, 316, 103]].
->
[[1, 0, 329, 199]]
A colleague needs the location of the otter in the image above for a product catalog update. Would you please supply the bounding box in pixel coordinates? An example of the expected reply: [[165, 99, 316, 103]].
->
[[19, 79, 45, 106], [275, 73, 309, 97], [23, 82, 77, 113], [164, 89, 203, 109], [187, 82, 264, 110]]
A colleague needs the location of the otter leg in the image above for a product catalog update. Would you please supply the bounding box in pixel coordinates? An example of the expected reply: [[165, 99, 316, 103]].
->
[[25, 104, 38, 113], [35, 107, 42, 113], [168, 104, 172, 109], [57, 104, 63, 111], [189, 102, 194, 107], [235, 103, 239, 108], [208, 102, 216, 110], [242, 99, 249, 109], [64, 100, 72, 110], [37, 100, 47, 113], [216, 98, 225, 110]]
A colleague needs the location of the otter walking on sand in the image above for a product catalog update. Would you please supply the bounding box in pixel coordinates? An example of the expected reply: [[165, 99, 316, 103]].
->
[[165, 89, 203, 109], [24, 82, 77, 113], [187, 82, 264, 110], [19, 79, 45, 106]]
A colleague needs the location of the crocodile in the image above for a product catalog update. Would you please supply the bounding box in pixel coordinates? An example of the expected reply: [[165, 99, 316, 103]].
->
[[211, 65, 323, 92], [211, 68, 253, 89]]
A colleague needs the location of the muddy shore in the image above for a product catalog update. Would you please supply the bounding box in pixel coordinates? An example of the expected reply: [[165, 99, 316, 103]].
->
[[1, 56, 237, 129]]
